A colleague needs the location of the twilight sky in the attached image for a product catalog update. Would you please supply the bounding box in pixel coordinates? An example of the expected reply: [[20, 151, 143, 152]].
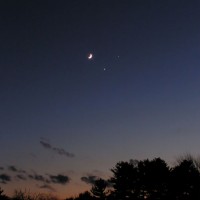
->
[[1, 0, 200, 198]]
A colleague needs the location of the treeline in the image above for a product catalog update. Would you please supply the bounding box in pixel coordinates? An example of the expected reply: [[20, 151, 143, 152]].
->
[[67, 155, 200, 200], [0, 189, 59, 200], [1, 155, 200, 200]]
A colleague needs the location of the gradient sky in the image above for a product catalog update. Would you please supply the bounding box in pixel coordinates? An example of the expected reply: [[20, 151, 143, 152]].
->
[[1, 0, 200, 198]]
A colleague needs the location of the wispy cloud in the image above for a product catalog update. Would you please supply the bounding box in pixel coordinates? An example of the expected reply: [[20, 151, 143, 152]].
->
[[49, 174, 70, 185], [40, 140, 75, 158], [16, 174, 27, 180], [0, 163, 71, 188], [8, 165, 26, 174], [29, 153, 37, 158], [81, 175, 98, 185], [0, 174, 11, 184], [28, 172, 70, 185], [8, 166, 17, 172], [28, 173, 49, 183], [81, 175, 112, 187], [39, 184, 56, 192], [0, 167, 4, 170], [40, 141, 51, 149]]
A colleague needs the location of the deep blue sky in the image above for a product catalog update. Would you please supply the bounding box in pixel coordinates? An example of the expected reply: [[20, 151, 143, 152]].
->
[[1, 0, 200, 198]]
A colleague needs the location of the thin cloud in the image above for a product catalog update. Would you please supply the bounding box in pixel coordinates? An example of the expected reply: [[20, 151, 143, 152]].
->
[[8, 165, 17, 172], [28, 172, 70, 185], [40, 140, 75, 158], [39, 184, 56, 192], [81, 175, 98, 185], [29, 173, 49, 183], [0, 167, 4, 170], [8, 165, 26, 174], [40, 141, 52, 149], [29, 153, 37, 158], [52, 147, 74, 157], [49, 174, 70, 185], [0, 164, 71, 188], [0, 174, 11, 184], [81, 175, 112, 188], [16, 174, 27, 180]]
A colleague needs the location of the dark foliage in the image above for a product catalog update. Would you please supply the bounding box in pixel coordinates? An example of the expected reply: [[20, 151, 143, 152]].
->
[[75, 191, 94, 200], [110, 160, 139, 199], [91, 179, 108, 200], [169, 159, 200, 200], [0, 188, 9, 200]]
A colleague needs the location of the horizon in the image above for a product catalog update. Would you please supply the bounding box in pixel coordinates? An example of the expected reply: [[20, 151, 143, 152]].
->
[[1, 155, 200, 199]]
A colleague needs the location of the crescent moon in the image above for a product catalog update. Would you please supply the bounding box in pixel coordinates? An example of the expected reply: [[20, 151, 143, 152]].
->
[[88, 53, 93, 59]]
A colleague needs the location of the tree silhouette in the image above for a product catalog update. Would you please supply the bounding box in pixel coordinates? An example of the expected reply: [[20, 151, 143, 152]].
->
[[169, 159, 200, 200], [91, 178, 108, 200], [110, 158, 170, 200], [110, 160, 139, 199], [0, 188, 9, 200], [75, 191, 93, 200], [137, 158, 169, 200]]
